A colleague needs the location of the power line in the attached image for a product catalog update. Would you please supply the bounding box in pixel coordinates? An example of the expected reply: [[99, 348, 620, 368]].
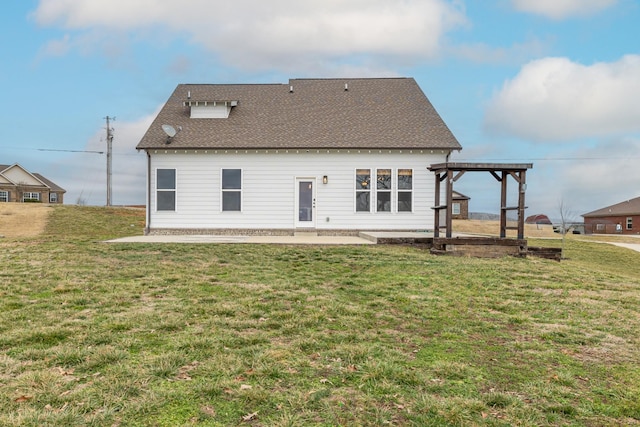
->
[[37, 148, 104, 154]]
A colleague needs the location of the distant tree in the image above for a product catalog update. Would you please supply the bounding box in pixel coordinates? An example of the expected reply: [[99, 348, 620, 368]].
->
[[76, 190, 87, 206], [558, 199, 578, 259], [15, 181, 29, 202]]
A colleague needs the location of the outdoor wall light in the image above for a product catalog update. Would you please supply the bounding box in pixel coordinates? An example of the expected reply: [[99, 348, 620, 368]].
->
[[323, 175, 328, 184]]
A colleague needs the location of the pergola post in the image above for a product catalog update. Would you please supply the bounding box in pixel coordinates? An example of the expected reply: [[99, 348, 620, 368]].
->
[[517, 170, 527, 240], [433, 172, 442, 238], [500, 171, 507, 238], [446, 169, 453, 238]]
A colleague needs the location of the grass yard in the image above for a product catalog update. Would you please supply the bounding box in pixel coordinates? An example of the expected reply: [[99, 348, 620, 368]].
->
[[1, 205, 639, 426]]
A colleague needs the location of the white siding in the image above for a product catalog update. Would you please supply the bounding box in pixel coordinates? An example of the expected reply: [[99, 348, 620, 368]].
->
[[190, 105, 231, 119], [148, 150, 447, 231]]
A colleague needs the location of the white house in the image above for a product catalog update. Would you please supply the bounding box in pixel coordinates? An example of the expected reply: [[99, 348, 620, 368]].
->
[[136, 78, 462, 235]]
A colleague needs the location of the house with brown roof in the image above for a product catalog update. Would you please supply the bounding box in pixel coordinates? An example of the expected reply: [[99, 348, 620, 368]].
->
[[582, 196, 640, 235], [137, 78, 462, 235], [452, 191, 470, 220], [0, 163, 66, 204]]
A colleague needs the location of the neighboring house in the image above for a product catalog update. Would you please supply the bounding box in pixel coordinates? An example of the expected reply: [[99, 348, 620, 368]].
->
[[0, 163, 66, 204], [525, 214, 552, 225], [136, 78, 462, 235], [452, 191, 470, 220], [582, 196, 640, 235]]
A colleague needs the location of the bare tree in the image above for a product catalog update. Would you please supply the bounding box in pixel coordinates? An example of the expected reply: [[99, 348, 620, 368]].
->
[[558, 198, 578, 259], [14, 181, 28, 202], [75, 190, 87, 206]]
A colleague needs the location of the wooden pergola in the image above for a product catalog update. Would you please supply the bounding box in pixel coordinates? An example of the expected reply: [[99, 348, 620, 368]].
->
[[428, 163, 533, 239]]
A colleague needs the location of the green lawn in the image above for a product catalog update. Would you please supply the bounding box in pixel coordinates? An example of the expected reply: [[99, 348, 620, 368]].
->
[[1, 205, 639, 426]]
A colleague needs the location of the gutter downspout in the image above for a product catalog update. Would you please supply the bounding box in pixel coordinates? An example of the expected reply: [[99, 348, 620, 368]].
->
[[145, 150, 151, 235], [445, 147, 461, 163]]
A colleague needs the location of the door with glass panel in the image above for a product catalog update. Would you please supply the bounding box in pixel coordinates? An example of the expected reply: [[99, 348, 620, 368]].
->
[[295, 178, 315, 228]]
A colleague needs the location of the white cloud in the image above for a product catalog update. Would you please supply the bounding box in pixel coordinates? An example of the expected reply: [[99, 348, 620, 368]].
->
[[52, 110, 158, 206], [450, 38, 547, 65], [560, 138, 640, 204], [39, 34, 71, 57], [31, 0, 466, 71], [484, 55, 640, 142], [511, 0, 617, 20]]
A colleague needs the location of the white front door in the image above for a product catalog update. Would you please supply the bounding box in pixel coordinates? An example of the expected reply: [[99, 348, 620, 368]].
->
[[295, 178, 316, 228]]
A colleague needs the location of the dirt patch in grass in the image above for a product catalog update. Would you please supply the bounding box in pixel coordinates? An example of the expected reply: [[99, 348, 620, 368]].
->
[[0, 203, 53, 238]]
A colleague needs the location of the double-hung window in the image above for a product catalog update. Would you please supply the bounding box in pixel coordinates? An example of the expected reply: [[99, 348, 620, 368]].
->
[[157, 169, 176, 211], [356, 168, 414, 213], [397, 169, 412, 212], [355, 169, 371, 212], [627, 217, 633, 230], [23, 192, 40, 202], [222, 169, 242, 211], [0, 191, 8, 202], [49, 193, 58, 203], [376, 169, 392, 212]]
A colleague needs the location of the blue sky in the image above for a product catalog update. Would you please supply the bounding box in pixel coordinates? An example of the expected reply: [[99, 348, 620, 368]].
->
[[2, 0, 639, 218]]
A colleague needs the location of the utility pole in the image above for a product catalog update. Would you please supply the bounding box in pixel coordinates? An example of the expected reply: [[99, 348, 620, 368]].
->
[[105, 116, 115, 206]]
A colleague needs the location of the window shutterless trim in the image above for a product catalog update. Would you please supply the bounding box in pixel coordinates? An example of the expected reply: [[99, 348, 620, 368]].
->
[[396, 168, 413, 213], [221, 168, 242, 212], [355, 168, 372, 213], [376, 168, 392, 213], [156, 168, 177, 211], [23, 192, 40, 202]]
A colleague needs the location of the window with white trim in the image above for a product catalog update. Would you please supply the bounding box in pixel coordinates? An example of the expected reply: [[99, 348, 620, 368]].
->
[[222, 169, 242, 211], [157, 169, 176, 211], [0, 191, 8, 202], [23, 192, 40, 202], [376, 169, 391, 212], [452, 203, 461, 215], [49, 193, 58, 203], [627, 217, 633, 230], [397, 169, 412, 212], [355, 169, 371, 212]]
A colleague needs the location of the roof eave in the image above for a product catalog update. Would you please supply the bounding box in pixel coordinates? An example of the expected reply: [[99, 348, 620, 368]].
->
[[138, 145, 460, 151]]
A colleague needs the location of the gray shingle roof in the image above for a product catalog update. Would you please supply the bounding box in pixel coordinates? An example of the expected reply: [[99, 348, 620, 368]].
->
[[33, 173, 66, 192], [136, 78, 462, 151], [452, 191, 470, 200], [582, 196, 640, 217]]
